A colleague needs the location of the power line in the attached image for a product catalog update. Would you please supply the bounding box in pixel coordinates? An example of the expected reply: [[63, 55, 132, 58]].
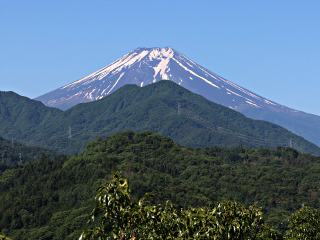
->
[[180, 107, 293, 148]]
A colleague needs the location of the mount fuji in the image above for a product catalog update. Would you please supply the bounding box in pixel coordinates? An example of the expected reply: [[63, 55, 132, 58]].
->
[[36, 47, 286, 112], [35, 47, 320, 147]]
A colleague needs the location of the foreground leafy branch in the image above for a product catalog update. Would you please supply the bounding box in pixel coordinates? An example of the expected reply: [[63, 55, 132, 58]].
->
[[80, 171, 283, 239], [0, 233, 12, 240], [286, 206, 320, 239]]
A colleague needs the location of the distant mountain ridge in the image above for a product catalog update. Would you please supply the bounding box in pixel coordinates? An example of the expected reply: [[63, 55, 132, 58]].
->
[[34, 47, 320, 148], [2, 81, 320, 155]]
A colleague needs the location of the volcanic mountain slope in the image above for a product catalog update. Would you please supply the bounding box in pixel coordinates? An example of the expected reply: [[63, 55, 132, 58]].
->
[[35, 47, 320, 147], [3, 81, 320, 155], [35, 47, 288, 112]]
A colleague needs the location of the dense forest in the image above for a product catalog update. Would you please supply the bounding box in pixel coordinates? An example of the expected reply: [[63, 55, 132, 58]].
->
[[1, 130, 320, 239], [0, 136, 58, 165], [1, 81, 320, 155]]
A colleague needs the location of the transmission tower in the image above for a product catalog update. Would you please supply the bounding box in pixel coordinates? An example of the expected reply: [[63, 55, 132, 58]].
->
[[178, 103, 180, 115]]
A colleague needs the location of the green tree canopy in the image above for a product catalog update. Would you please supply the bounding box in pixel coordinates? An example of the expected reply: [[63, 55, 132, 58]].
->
[[80, 171, 282, 239], [285, 206, 320, 239]]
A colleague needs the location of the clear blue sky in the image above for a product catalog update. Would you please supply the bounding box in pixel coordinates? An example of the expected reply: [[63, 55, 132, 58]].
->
[[1, 1, 320, 115]]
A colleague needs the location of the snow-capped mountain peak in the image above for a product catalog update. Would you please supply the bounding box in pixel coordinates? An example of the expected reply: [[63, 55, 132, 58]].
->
[[35, 46, 288, 113]]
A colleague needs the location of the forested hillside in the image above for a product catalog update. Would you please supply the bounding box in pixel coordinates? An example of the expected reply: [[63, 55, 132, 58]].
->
[[0, 136, 58, 165], [1, 130, 320, 239], [1, 81, 320, 155]]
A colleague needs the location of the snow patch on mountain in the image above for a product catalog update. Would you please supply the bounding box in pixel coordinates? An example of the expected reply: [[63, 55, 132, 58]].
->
[[107, 72, 125, 95], [172, 57, 220, 89]]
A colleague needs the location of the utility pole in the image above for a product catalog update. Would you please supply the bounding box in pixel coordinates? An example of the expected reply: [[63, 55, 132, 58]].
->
[[178, 103, 180, 115], [290, 139, 293, 148], [68, 126, 72, 139]]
